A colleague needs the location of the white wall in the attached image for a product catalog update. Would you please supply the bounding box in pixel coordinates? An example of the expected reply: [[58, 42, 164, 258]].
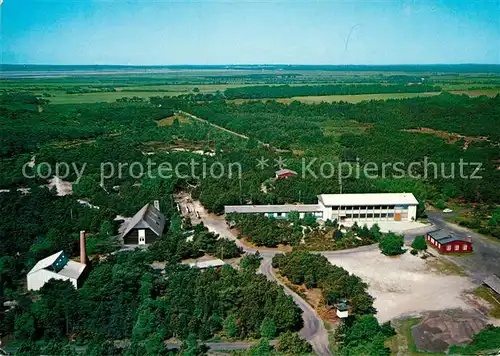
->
[[27, 269, 77, 291], [318, 200, 332, 220], [408, 205, 417, 221]]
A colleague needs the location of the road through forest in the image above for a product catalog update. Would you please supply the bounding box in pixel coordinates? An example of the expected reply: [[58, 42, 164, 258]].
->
[[177, 194, 500, 355]]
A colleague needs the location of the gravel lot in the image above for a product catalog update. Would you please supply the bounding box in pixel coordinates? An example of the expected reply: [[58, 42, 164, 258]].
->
[[326, 249, 477, 322]]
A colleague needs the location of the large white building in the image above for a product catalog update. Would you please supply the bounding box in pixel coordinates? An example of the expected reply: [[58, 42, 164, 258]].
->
[[225, 193, 418, 223], [318, 193, 418, 222]]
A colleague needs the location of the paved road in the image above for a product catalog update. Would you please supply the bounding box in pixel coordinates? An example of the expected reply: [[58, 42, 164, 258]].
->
[[260, 258, 332, 356], [177, 194, 332, 355], [427, 211, 500, 282], [178, 193, 500, 355]]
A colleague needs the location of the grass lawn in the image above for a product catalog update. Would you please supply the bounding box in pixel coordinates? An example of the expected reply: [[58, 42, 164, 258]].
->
[[387, 318, 446, 356], [474, 286, 500, 319], [426, 257, 467, 276]]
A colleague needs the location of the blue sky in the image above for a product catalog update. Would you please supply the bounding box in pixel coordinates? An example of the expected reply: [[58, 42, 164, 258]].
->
[[1, 0, 499, 65]]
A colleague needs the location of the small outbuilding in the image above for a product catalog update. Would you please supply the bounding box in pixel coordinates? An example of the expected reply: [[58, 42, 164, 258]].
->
[[426, 230, 472, 253], [335, 300, 349, 319], [275, 169, 297, 179], [122, 202, 166, 245], [188, 259, 226, 269]]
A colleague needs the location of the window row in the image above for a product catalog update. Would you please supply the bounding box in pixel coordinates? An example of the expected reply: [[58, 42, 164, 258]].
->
[[344, 213, 395, 219], [333, 205, 397, 211]]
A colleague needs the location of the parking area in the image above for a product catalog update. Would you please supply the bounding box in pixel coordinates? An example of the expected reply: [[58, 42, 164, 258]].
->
[[326, 249, 480, 323]]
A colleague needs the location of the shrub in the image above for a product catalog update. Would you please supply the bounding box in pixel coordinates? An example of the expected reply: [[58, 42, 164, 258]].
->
[[411, 235, 427, 251], [379, 233, 406, 256]]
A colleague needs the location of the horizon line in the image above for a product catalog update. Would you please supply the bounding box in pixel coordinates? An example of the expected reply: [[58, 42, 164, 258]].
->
[[2, 63, 500, 67]]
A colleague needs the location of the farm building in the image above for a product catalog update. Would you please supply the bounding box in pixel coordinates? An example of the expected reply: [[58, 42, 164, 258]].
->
[[275, 169, 297, 179], [122, 201, 166, 245], [225, 192, 418, 223], [27, 231, 88, 291], [426, 230, 473, 253]]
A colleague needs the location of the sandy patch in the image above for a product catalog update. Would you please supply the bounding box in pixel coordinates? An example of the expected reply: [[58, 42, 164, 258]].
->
[[326, 249, 476, 322]]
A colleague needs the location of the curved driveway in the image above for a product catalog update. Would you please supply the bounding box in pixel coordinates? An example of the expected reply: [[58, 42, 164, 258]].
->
[[181, 195, 497, 356]]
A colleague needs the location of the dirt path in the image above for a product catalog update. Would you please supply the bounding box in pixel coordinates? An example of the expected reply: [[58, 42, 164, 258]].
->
[[179, 110, 288, 152], [179, 110, 251, 140], [260, 258, 332, 356]]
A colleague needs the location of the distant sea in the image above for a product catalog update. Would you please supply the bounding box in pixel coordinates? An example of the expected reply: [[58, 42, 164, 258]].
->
[[1, 64, 500, 79]]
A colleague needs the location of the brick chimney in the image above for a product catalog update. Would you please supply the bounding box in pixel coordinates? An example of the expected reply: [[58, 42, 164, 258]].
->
[[153, 200, 160, 211], [80, 230, 87, 265]]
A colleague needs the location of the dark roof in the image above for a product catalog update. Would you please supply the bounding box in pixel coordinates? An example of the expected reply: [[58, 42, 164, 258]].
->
[[484, 275, 500, 295], [427, 229, 469, 244], [122, 203, 166, 238]]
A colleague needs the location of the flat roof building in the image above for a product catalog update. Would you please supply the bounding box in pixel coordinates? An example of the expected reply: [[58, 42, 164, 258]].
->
[[225, 192, 419, 223], [318, 193, 418, 222], [188, 259, 226, 269]]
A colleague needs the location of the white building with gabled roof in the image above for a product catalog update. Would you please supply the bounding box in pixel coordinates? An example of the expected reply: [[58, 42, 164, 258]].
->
[[27, 251, 86, 291], [27, 231, 88, 291]]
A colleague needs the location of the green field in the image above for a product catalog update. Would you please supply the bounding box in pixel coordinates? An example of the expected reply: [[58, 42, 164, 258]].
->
[[281, 92, 442, 103], [40, 90, 178, 104]]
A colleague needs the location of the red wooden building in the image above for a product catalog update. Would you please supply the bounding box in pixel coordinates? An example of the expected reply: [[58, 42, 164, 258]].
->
[[275, 169, 297, 179], [426, 230, 472, 253]]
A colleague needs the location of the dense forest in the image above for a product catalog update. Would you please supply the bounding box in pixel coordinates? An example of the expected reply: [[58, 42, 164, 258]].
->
[[227, 213, 382, 249], [0, 188, 304, 355], [223, 83, 441, 99], [3, 250, 304, 355], [181, 94, 500, 210], [1, 79, 499, 353]]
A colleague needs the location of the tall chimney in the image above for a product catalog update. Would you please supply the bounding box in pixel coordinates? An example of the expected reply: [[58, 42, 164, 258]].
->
[[80, 230, 87, 265], [153, 200, 160, 211]]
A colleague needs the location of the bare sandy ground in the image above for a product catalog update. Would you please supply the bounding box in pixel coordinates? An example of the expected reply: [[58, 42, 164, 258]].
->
[[326, 250, 477, 322]]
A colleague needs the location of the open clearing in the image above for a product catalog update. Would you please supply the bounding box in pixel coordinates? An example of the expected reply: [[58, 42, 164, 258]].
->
[[326, 249, 477, 322], [450, 89, 500, 97], [44, 91, 174, 104], [156, 114, 190, 126]]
